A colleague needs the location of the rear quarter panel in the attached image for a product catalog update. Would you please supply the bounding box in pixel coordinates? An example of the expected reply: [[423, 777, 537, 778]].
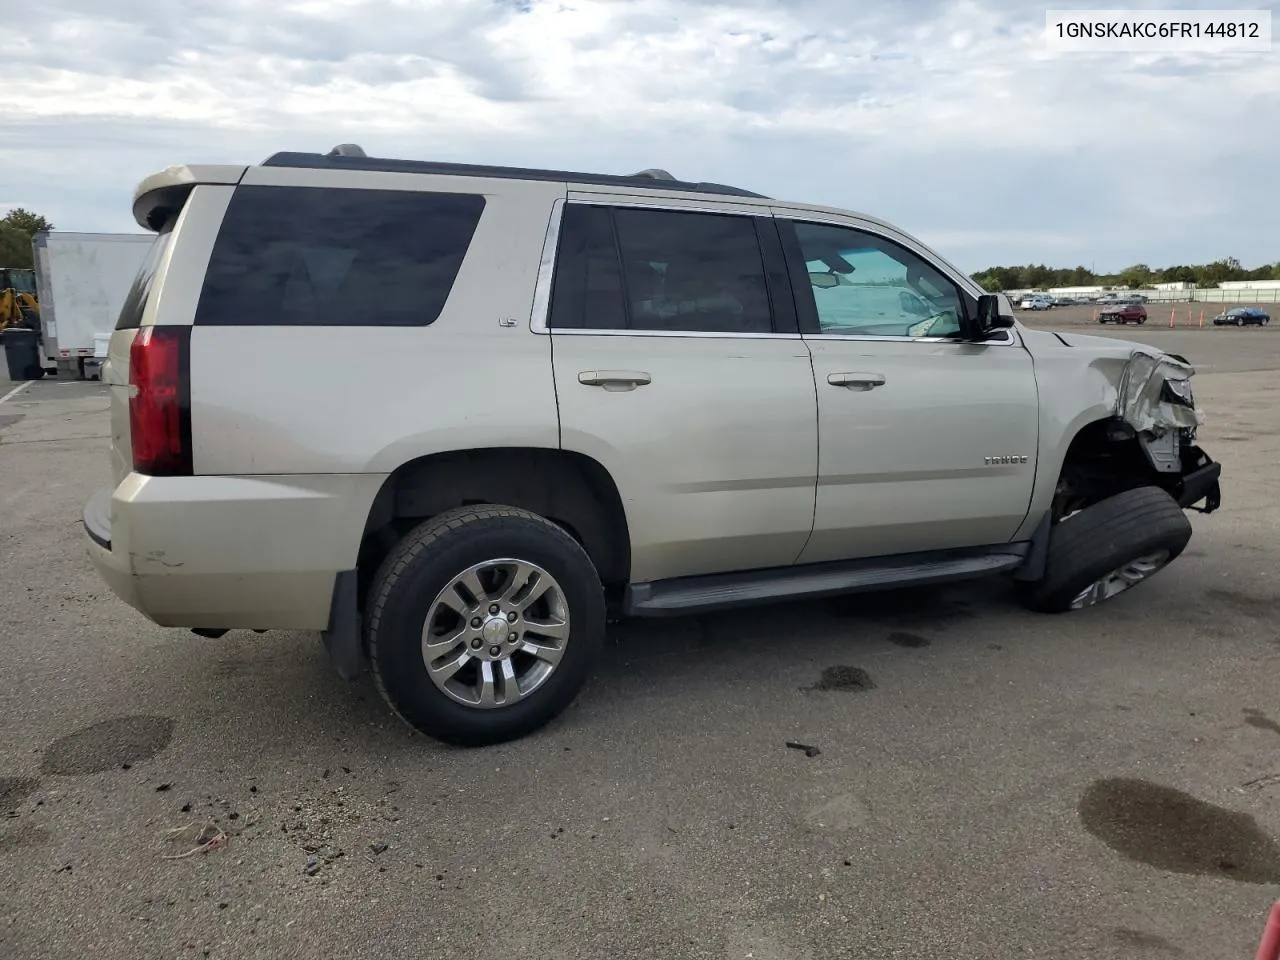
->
[[188, 171, 565, 476]]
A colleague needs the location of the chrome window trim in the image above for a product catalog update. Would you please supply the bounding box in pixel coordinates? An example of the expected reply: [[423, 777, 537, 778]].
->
[[528, 197, 565, 334], [542, 327, 804, 340]]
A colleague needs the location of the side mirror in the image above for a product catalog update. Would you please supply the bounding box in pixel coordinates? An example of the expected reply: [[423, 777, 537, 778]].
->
[[975, 293, 1015, 338]]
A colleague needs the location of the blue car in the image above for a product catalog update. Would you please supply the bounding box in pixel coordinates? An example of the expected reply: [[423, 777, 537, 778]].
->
[[1213, 307, 1271, 326]]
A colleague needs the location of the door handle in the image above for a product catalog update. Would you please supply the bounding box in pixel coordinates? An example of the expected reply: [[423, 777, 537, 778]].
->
[[827, 372, 886, 389], [578, 370, 652, 391]]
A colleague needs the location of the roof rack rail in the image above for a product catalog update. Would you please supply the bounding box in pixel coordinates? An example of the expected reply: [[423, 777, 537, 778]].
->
[[327, 143, 368, 158], [259, 150, 768, 199]]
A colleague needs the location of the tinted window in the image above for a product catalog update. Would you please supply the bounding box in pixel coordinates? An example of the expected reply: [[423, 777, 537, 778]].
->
[[548, 205, 775, 334], [613, 208, 773, 333], [195, 186, 485, 327], [791, 221, 965, 339], [115, 224, 174, 331], [548, 204, 627, 330]]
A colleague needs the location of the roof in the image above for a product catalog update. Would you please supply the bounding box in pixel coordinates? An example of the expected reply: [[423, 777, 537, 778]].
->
[[260, 145, 769, 199]]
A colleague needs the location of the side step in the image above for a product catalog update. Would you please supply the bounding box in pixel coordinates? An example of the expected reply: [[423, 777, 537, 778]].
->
[[624, 547, 1029, 617]]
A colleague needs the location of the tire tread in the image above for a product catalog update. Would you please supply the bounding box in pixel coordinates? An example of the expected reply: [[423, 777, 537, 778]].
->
[[1021, 486, 1191, 613], [365, 505, 601, 743]]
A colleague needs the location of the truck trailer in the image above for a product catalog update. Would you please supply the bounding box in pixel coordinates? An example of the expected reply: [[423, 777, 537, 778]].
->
[[32, 231, 154, 378]]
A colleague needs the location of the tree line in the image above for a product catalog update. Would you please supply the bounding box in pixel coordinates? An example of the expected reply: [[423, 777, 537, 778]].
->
[[973, 258, 1280, 292], [0, 209, 55, 270]]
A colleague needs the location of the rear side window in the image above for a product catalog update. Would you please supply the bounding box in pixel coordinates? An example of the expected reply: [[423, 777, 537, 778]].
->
[[548, 204, 776, 334], [115, 224, 175, 331], [547, 205, 628, 330], [194, 186, 485, 327]]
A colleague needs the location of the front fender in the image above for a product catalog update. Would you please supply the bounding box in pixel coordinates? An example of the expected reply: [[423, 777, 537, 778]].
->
[[1013, 327, 1205, 539]]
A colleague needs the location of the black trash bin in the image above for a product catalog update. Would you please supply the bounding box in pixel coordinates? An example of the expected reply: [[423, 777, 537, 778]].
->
[[1, 328, 44, 381]]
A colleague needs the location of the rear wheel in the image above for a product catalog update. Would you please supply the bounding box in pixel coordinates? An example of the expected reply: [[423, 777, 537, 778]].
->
[[1019, 487, 1192, 614], [366, 505, 606, 746]]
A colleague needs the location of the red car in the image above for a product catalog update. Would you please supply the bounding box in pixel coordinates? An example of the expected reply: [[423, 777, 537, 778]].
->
[[1098, 302, 1147, 325]]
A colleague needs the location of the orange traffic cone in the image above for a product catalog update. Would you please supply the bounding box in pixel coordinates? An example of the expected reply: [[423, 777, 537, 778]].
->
[[1169, 308, 1175, 327]]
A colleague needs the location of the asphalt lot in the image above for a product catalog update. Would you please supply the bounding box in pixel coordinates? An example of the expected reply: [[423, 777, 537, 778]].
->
[[2, 320, 1279, 960]]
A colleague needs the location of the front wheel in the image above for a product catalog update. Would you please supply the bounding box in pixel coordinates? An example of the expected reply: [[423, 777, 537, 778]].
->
[[366, 505, 606, 746], [1018, 487, 1192, 614]]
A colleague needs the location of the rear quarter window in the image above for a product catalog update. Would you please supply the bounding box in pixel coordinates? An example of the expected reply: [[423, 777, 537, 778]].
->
[[115, 225, 175, 331], [194, 186, 486, 327]]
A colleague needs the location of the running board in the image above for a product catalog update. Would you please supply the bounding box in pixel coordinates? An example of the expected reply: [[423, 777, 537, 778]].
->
[[624, 547, 1029, 617]]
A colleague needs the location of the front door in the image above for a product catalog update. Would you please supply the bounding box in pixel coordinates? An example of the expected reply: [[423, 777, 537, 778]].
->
[[775, 215, 1040, 564], [545, 199, 819, 583]]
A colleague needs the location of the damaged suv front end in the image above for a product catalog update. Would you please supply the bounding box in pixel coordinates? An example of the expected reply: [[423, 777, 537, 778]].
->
[[1115, 349, 1222, 514]]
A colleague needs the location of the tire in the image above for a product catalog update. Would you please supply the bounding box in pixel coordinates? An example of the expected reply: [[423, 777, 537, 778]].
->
[[1018, 487, 1192, 614], [366, 505, 606, 746]]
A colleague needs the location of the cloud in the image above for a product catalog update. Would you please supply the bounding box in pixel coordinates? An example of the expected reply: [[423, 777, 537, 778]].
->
[[1, 0, 1274, 270]]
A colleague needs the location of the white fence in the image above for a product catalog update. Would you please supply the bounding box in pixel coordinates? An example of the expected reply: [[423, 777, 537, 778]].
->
[[1138, 288, 1280, 304], [1012, 288, 1280, 304]]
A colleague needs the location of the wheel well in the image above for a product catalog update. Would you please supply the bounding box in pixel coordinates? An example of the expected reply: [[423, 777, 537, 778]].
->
[[356, 447, 631, 605], [1054, 418, 1165, 519]]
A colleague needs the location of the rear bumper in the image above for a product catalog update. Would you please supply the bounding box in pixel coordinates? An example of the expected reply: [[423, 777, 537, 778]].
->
[[82, 472, 385, 631]]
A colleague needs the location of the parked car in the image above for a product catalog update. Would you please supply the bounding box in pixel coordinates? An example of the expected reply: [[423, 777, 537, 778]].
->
[[1098, 303, 1148, 324], [1019, 296, 1053, 310], [81, 144, 1223, 746], [1212, 307, 1270, 326]]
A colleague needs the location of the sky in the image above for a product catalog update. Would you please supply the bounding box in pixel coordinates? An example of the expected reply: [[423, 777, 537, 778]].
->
[[3, 0, 1277, 273]]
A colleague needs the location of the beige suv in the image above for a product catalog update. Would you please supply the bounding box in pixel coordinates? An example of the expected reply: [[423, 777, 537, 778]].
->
[[82, 145, 1223, 746]]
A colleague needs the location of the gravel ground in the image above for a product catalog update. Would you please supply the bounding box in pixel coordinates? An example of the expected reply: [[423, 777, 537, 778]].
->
[[1, 324, 1278, 960]]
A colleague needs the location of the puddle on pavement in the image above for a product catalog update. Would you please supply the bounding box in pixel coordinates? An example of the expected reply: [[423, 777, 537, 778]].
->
[[1079, 777, 1280, 883], [886, 631, 930, 648], [0, 776, 40, 809], [1244, 709, 1280, 737], [41, 715, 176, 776], [804, 666, 875, 692]]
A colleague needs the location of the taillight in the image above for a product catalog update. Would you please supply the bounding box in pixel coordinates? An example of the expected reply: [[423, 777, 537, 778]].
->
[[129, 326, 192, 476]]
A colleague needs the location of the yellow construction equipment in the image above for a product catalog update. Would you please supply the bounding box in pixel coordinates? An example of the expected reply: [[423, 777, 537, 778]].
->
[[0, 286, 39, 332]]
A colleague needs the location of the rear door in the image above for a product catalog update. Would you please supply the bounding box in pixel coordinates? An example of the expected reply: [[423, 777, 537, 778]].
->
[[774, 213, 1040, 564], [544, 197, 819, 584]]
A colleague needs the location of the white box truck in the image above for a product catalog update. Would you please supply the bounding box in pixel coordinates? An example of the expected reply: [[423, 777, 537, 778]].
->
[[31, 231, 155, 378]]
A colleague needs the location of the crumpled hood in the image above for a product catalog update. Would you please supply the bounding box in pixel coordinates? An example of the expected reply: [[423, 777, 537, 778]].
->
[[1020, 326, 1204, 434], [1049, 330, 1152, 353]]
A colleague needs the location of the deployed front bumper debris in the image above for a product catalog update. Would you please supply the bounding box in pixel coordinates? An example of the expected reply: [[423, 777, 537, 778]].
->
[[1116, 348, 1220, 514]]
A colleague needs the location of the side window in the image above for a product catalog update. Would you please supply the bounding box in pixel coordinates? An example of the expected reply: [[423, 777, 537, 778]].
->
[[194, 186, 485, 326], [115, 223, 175, 331], [547, 204, 775, 334], [613, 208, 773, 334], [790, 221, 966, 339], [547, 204, 627, 330]]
